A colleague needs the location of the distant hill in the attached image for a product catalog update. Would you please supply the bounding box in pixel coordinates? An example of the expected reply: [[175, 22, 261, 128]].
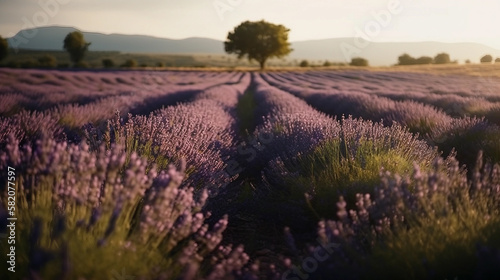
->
[[7, 26, 500, 66], [291, 38, 500, 65], [7, 26, 224, 54]]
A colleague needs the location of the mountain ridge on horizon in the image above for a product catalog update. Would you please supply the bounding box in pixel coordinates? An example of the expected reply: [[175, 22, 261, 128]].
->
[[6, 25, 500, 66]]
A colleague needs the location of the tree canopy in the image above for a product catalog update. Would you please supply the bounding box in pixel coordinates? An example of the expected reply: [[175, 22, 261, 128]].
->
[[350, 57, 369, 66], [398, 53, 416, 65], [63, 31, 91, 65], [480, 55, 493, 63], [434, 53, 451, 64], [0, 36, 8, 62], [224, 20, 292, 70]]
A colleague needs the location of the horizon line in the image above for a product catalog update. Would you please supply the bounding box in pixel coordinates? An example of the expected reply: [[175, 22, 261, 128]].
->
[[4, 24, 500, 50]]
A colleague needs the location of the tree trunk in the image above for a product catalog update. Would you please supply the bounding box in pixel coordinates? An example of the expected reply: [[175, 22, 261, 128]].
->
[[259, 59, 266, 70]]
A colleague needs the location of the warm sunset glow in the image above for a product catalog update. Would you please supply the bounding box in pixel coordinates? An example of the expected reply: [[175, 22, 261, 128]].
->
[[1, 0, 499, 48]]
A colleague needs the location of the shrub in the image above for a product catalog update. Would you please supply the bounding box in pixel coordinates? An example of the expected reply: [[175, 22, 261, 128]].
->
[[350, 57, 369, 66], [74, 61, 89, 68], [415, 56, 433, 64], [6, 61, 21, 68], [20, 59, 40, 68], [38, 54, 57, 68], [102, 58, 115, 68], [299, 60, 309, 67], [0, 135, 251, 279], [280, 153, 500, 280], [121, 59, 137, 68], [428, 117, 500, 167], [481, 55, 493, 63], [398, 53, 416, 65], [270, 117, 436, 219], [434, 53, 451, 64]]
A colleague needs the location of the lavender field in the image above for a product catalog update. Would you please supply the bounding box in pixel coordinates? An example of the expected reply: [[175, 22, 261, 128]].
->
[[1, 67, 500, 279]]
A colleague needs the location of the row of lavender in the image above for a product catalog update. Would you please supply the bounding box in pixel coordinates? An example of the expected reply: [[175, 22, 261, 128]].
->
[[261, 72, 500, 167], [0, 70, 244, 145], [0, 72, 261, 279], [0, 68, 240, 113], [0, 69, 499, 279], [210, 73, 500, 279], [0, 69, 241, 120], [267, 70, 500, 121]]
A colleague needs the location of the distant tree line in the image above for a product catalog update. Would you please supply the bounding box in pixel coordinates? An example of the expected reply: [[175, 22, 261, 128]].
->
[[297, 59, 371, 68], [397, 53, 455, 65], [399, 53, 500, 66], [480, 54, 500, 63], [4, 26, 500, 70]]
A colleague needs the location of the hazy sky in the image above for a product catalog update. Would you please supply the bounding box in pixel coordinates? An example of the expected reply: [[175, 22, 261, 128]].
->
[[1, 0, 499, 49]]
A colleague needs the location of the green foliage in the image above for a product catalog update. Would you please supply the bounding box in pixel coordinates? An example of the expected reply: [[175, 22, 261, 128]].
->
[[102, 58, 115, 68], [350, 57, 369, 67], [73, 61, 89, 68], [63, 31, 91, 65], [38, 54, 57, 68], [0, 35, 8, 61], [434, 52, 451, 64], [415, 56, 433, 64], [398, 54, 433, 65], [224, 20, 293, 70], [121, 59, 137, 68], [481, 54, 493, 63], [0, 134, 238, 279], [0, 180, 166, 279], [299, 60, 309, 67], [362, 156, 500, 280], [20, 59, 39, 68], [323, 60, 332, 67], [398, 53, 416, 65], [298, 139, 414, 213], [429, 118, 500, 168], [398, 52, 451, 65], [236, 89, 257, 136], [275, 119, 435, 219]]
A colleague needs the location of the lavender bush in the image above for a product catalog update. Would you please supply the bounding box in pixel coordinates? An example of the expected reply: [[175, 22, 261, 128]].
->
[[292, 153, 500, 280], [0, 134, 254, 280], [1, 67, 499, 279]]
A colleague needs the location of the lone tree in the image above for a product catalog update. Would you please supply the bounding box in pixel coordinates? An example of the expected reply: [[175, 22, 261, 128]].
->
[[224, 20, 292, 70], [0, 35, 8, 62], [480, 54, 493, 63], [63, 31, 91, 65]]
